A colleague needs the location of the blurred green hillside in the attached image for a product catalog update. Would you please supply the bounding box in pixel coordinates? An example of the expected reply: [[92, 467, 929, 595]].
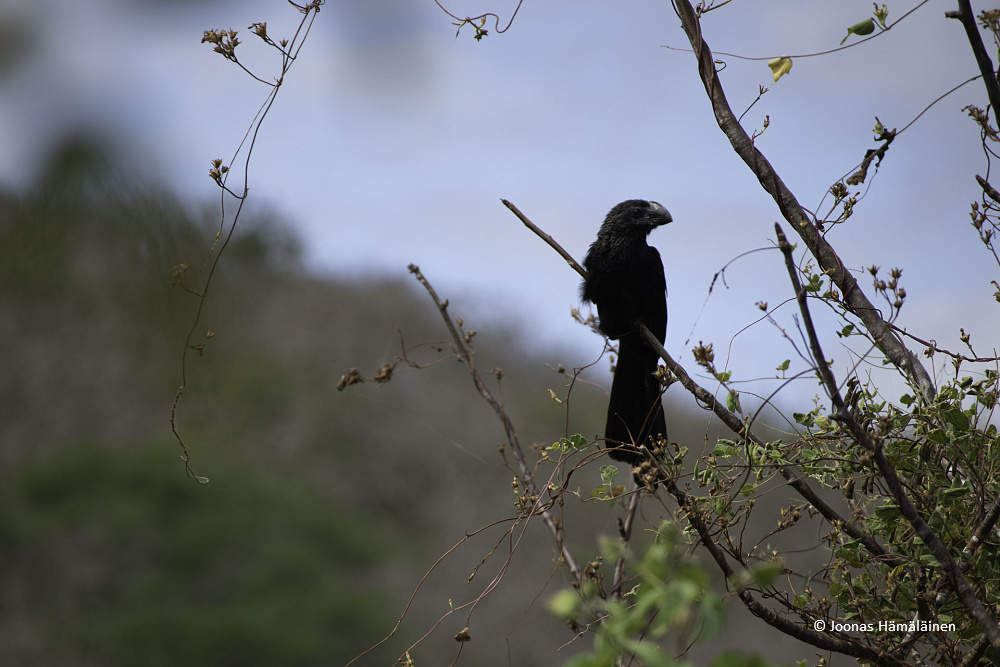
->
[[0, 136, 613, 665]]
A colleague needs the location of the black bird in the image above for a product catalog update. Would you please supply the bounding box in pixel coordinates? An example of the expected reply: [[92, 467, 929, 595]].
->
[[581, 200, 671, 466]]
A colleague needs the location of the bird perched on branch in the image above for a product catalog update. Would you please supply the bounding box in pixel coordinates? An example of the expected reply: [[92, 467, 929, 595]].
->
[[581, 199, 671, 467]]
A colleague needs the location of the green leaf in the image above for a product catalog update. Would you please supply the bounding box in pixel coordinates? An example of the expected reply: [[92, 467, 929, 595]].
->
[[942, 485, 968, 498], [841, 18, 875, 45], [600, 465, 618, 485], [944, 407, 970, 431], [873, 504, 899, 519], [918, 553, 941, 566], [629, 641, 674, 667], [776, 359, 790, 372], [712, 443, 736, 457]]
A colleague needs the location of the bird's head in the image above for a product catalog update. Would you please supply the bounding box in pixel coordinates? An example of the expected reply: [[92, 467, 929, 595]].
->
[[601, 199, 672, 236]]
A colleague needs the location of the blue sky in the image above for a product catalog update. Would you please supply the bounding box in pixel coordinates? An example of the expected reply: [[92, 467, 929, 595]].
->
[[1, 0, 994, 400]]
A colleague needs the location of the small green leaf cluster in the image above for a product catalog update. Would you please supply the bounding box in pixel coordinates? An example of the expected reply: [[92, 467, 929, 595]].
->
[[590, 464, 627, 503], [694, 438, 782, 515], [549, 522, 770, 667], [549, 433, 590, 453]]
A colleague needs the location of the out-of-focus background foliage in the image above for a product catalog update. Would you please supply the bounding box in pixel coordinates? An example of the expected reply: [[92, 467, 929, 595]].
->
[[0, 138, 612, 665]]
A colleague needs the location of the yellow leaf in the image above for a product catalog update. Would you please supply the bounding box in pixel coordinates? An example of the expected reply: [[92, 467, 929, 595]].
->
[[768, 56, 793, 83]]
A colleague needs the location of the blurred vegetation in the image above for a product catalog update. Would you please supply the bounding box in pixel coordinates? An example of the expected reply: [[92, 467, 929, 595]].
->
[[0, 136, 396, 665], [0, 440, 386, 666], [0, 134, 622, 665]]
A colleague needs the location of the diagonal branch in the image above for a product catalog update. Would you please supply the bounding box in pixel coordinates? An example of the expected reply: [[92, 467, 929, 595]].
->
[[671, 0, 936, 403], [660, 475, 892, 665], [503, 198, 587, 278], [406, 264, 582, 584], [637, 323, 901, 569]]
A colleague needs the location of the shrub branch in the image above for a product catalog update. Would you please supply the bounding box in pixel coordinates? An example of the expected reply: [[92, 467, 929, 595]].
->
[[775, 223, 1000, 651]]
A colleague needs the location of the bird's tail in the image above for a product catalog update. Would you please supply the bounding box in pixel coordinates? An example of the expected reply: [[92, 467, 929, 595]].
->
[[603, 336, 667, 466]]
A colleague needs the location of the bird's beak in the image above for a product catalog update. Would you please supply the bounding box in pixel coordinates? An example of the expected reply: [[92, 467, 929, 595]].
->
[[649, 201, 672, 225]]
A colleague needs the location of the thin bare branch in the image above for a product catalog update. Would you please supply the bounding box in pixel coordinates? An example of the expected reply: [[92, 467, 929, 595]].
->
[[502, 199, 587, 278], [346, 517, 514, 666], [611, 491, 642, 596], [664, 0, 931, 62], [172, 3, 324, 482], [406, 263, 582, 584]]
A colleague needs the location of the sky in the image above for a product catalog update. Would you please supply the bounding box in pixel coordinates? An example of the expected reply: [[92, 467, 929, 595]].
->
[[1, 0, 995, 403]]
